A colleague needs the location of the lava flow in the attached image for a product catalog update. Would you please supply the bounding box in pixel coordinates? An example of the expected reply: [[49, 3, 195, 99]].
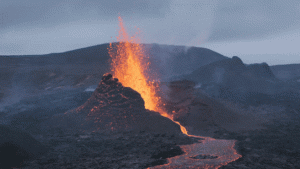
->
[[108, 16, 241, 169]]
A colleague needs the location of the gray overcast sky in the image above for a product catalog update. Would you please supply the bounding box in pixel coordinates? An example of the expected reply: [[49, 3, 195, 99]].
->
[[1, 0, 300, 65]]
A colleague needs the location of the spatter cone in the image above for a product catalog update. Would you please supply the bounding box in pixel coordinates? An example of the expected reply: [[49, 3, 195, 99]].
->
[[46, 73, 181, 134]]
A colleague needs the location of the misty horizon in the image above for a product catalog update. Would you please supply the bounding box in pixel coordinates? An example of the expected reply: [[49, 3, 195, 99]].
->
[[1, 41, 298, 66]]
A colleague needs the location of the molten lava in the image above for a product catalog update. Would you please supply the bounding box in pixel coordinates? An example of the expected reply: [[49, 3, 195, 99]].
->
[[109, 17, 196, 136], [108, 16, 241, 169], [109, 16, 163, 115]]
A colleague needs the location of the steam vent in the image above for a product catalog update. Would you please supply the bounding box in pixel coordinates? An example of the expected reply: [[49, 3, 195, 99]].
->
[[45, 74, 181, 134]]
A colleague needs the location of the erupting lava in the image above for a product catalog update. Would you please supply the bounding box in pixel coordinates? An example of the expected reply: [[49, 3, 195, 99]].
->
[[108, 16, 241, 169], [109, 16, 163, 114], [109, 16, 185, 133], [109, 17, 192, 136]]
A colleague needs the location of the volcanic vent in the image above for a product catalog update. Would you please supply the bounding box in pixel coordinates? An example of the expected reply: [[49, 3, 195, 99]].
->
[[46, 73, 181, 135], [78, 73, 182, 133]]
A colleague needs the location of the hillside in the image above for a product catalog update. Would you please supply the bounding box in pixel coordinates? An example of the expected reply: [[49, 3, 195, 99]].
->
[[0, 43, 228, 103], [270, 63, 300, 81]]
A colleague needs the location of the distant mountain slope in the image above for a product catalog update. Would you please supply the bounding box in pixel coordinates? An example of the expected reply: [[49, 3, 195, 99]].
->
[[270, 64, 300, 81], [247, 62, 276, 79], [145, 44, 228, 80], [0, 43, 228, 101], [173, 56, 288, 104], [167, 56, 300, 109], [184, 56, 277, 88], [0, 43, 112, 102], [0, 43, 227, 72], [0, 43, 111, 66]]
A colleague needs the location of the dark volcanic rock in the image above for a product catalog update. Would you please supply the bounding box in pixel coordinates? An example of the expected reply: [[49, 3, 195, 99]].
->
[[0, 125, 48, 168], [22, 131, 197, 169], [151, 144, 184, 160], [190, 154, 218, 159], [270, 63, 300, 81], [247, 62, 275, 79], [179, 56, 285, 103], [145, 44, 228, 80], [44, 74, 182, 135], [81, 73, 145, 111], [162, 80, 263, 137], [231, 56, 243, 65], [0, 142, 31, 168]]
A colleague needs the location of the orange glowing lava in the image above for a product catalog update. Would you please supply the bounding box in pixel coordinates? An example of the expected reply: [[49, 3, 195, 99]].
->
[[109, 16, 162, 114], [108, 16, 241, 169]]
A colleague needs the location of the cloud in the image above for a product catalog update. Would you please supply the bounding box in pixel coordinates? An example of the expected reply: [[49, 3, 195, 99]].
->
[[207, 0, 300, 42], [0, 0, 170, 30], [0, 0, 171, 55], [202, 29, 300, 65], [0, 0, 218, 54], [135, 0, 217, 46], [1, 0, 300, 58], [0, 22, 117, 55]]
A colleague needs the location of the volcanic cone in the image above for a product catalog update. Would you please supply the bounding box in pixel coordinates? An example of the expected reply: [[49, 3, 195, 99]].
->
[[44, 74, 181, 135]]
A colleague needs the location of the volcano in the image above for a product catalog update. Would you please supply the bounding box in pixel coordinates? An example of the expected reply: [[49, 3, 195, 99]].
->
[[40, 16, 243, 168], [4, 14, 299, 168], [44, 73, 181, 135]]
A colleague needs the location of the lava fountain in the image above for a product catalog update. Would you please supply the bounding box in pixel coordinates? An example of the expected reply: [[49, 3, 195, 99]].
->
[[109, 16, 163, 115], [108, 16, 241, 169]]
